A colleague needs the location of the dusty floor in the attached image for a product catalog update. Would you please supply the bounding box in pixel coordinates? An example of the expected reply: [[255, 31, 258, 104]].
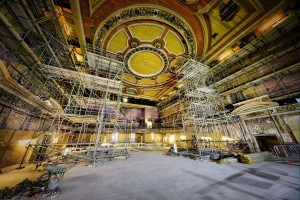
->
[[0, 164, 45, 189], [56, 151, 299, 200], [0, 151, 299, 200]]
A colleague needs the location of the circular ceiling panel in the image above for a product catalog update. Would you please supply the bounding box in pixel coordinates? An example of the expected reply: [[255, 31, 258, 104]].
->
[[124, 46, 169, 79], [128, 51, 164, 77]]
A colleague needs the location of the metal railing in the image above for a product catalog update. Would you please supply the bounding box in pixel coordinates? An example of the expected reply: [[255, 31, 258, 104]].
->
[[86, 44, 124, 61], [273, 144, 300, 162]]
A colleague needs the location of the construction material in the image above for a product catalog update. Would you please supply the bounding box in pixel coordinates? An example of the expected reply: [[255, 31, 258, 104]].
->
[[239, 152, 273, 164], [210, 151, 234, 160], [0, 164, 70, 200]]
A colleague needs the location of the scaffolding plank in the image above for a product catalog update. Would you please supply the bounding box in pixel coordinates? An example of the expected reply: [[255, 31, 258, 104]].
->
[[42, 64, 122, 94]]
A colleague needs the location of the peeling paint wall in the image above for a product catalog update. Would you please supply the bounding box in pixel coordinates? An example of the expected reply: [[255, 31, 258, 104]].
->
[[0, 130, 33, 170], [0, 104, 52, 170], [4, 111, 26, 130]]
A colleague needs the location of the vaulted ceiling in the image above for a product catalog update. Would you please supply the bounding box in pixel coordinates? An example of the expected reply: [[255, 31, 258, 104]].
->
[[64, 0, 296, 103], [1, 0, 299, 109]]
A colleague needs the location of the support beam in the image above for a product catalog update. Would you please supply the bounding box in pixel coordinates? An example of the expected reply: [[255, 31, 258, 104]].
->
[[70, 0, 86, 51], [0, 60, 11, 78]]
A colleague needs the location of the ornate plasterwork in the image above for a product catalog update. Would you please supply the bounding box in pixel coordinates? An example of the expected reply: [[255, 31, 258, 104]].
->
[[124, 46, 169, 79], [94, 7, 196, 57]]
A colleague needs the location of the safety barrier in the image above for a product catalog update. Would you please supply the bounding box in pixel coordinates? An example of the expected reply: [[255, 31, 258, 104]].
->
[[273, 144, 300, 162]]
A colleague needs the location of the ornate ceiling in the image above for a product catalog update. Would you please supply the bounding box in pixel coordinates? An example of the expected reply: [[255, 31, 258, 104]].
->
[[72, 0, 283, 102], [89, 5, 196, 101], [101, 19, 188, 100]]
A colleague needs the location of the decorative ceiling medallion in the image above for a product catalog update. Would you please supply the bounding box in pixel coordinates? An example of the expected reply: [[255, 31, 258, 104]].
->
[[94, 7, 196, 57], [125, 88, 138, 95], [124, 46, 169, 79], [129, 51, 163, 77], [129, 39, 140, 48], [124, 46, 169, 78], [153, 40, 163, 49]]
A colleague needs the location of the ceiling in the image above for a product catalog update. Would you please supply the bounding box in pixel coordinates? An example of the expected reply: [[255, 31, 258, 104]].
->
[[65, 0, 288, 102], [1, 0, 299, 110]]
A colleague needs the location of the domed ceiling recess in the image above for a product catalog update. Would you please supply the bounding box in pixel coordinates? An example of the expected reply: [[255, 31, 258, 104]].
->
[[93, 6, 198, 101]]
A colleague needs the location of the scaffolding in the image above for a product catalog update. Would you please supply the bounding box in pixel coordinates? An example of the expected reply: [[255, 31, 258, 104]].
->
[[208, 11, 300, 103], [0, 0, 134, 167], [175, 59, 246, 154], [30, 47, 134, 167]]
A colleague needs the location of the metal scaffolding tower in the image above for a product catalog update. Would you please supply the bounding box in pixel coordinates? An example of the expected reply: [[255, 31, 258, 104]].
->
[[0, 0, 134, 167], [32, 47, 133, 167], [175, 59, 245, 152]]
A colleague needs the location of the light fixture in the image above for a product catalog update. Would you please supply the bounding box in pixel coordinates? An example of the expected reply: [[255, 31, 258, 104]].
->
[[221, 136, 234, 141], [169, 135, 175, 143], [200, 137, 212, 141], [164, 136, 168, 142], [146, 120, 152, 129], [130, 133, 135, 142], [123, 97, 128, 103], [218, 49, 234, 61], [180, 135, 186, 140], [112, 131, 119, 143], [63, 148, 70, 156]]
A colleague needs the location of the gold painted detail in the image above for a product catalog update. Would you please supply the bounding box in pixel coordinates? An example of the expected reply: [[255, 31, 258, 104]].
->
[[157, 74, 173, 83], [129, 51, 163, 77], [123, 73, 136, 83], [129, 24, 164, 41], [94, 7, 196, 56], [107, 30, 128, 52], [137, 78, 156, 85], [153, 41, 162, 49], [164, 31, 184, 54], [143, 90, 161, 97], [130, 40, 140, 48], [124, 46, 169, 79]]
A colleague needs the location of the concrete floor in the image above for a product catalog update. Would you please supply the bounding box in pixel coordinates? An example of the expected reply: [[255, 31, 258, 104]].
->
[[54, 151, 299, 200]]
